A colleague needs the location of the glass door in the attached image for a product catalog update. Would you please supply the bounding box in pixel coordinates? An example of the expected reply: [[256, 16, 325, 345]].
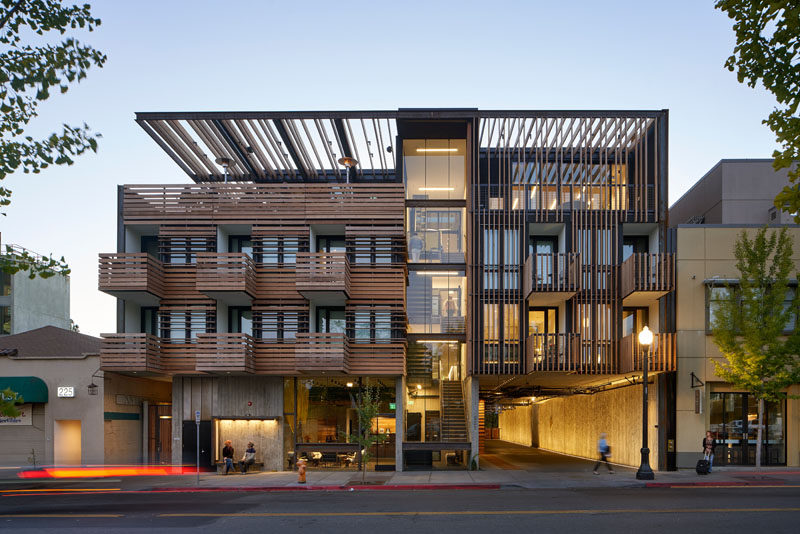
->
[[708, 392, 785, 465], [529, 236, 557, 285], [316, 307, 346, 334]]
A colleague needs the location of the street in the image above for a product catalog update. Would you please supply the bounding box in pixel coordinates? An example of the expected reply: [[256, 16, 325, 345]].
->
[[2, 485, 800, 533]]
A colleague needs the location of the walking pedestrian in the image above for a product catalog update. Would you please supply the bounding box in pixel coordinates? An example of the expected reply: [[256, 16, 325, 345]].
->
[[240, 442, 256, 474], [222, 440, 234, 475], [702, 431, 717, 473], [593, 433, 614, 475]]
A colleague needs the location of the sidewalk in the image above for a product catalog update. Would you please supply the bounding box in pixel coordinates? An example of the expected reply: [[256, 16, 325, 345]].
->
[[144, 465, 800, 491]]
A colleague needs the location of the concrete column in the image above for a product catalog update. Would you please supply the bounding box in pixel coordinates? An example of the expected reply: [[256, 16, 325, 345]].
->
[[464, 376, 479, 468], [171, 379, 183, 466], [395, 376, 405, 472]]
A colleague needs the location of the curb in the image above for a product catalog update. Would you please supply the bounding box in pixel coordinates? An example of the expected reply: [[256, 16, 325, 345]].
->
[[646, 481, 786, 488], [153, 484, 502, 492]]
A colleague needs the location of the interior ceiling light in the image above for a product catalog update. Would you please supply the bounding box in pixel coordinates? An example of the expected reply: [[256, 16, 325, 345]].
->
[[419, 187, 455, 191], [416, 148, 457, 153], [417, 271, 460, 276]]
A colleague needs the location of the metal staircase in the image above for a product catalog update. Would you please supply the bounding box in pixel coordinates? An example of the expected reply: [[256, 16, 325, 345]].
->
[[440, 379, 468, 442]]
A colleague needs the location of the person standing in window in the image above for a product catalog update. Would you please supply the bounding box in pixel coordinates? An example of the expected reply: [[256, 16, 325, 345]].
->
[[409, 232, 424, 262]]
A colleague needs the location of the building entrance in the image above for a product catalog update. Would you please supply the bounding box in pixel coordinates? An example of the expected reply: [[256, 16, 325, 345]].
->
[[148, 404, 172, 464], [709, 392, 786, 465]]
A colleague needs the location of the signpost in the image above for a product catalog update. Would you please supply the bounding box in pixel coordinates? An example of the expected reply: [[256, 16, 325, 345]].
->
[[194, 410, 200, 485]]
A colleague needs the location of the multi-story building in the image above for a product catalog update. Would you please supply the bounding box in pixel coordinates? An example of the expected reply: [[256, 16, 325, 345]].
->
[[99, 109, 676, 471], [0, 241, 70, 335], [671, 160, 800, 468]]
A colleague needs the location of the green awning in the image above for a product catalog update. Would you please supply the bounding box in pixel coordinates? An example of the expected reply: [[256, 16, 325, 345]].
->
[[0, 376, 48, 403]]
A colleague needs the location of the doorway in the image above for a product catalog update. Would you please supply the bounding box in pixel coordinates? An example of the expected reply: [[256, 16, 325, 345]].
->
[[54, 420, 81, 465], [148, 404, 172, 464], [709, 392, 786, 465]]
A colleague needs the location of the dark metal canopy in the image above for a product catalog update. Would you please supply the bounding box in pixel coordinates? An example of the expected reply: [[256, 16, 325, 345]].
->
[[136, 109, 665, 183]]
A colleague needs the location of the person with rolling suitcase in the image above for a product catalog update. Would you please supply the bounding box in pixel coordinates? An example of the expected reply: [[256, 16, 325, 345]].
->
[[696, 431, 716, 475]]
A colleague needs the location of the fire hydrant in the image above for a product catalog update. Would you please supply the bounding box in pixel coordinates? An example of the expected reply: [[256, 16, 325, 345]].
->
[[296, 458, 307, 484]]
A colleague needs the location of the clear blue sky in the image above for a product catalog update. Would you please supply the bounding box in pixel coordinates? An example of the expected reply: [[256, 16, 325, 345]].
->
[[1, 0, 781, 336]]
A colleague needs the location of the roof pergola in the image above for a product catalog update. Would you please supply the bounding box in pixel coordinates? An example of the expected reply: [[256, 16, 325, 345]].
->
[[136, 110, 664, 183]]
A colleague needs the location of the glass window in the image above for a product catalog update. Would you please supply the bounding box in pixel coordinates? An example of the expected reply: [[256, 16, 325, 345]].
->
[[529, 308, 557, 335], [141, 307, 158, 336], [159, 310, 212, 342], [0, 270, 10, 296], [708, 392, 785, 465], [229, 235, 253, 257], [0, 305, 10, 334], [622, 308, 648, 338], [161, 237, 214, 264], [623, 236, 648, 262], [403, 139, 466, 200], [782, 288, 796, 332], [317, 236, 346, 253], [406, 207, 465, 264], [140, 236, 159, 259], [407, 270, 465, 334], [256, 236, 305, 265], [707, 286, 731, 331], [229, 307, 253, 336], [255, 310, 306, 341], [317, 307, 345, 334]]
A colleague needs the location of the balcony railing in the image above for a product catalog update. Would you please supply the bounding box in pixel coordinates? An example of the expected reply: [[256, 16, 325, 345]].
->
[[98, 253, 164, 299], [195, 333, 255, 374], [196, 253, 256, 298], [296, 252, 350, 297], [100, 333, 162, 373], [523, 253, 581, 297], [620, 253, 674, 298], [619, 332, 676, 374], [526, 333, 582, 372], [295, 332, 350, 373]]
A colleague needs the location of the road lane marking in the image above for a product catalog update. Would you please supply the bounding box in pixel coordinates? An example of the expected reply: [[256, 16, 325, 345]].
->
[[160, 507, 800, 518]]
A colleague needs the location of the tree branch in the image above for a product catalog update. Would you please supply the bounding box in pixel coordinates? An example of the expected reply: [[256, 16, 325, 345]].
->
[[0, 0, 26, 32]]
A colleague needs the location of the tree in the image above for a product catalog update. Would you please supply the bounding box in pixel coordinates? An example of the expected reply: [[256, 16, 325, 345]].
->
[[0, 0, 106, 277], [711, 227, 800, 467], [344, 381, 386, 483], [0, 387, 22, 417], [715, 1, 800, 221]]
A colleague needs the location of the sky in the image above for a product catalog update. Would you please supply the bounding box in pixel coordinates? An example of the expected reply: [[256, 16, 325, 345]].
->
[[1, 0, 782, 336]]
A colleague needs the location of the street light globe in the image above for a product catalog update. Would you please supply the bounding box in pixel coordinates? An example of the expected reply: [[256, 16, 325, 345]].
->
[[638, 325, 654, 346]]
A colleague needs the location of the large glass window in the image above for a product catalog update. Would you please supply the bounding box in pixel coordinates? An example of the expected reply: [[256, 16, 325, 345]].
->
[[316, 307, 345, 334], [622, 308, 648, 338], [141, 307, 158, 336], [529, 308, 557, 335], [255, 309, 306, 341], [708, 392, 785, 465], [159, 309, 213, 342], [229, 235, 253, 257], [229, 307, 253, 336], [256, 236, 305, 265], [403, 139, 466, 200], [406, 207, 465, 264], [407, 270, 466, 334]]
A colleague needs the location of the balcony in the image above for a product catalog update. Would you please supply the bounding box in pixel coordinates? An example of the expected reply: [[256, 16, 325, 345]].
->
[[98, 253, 164, 306], [100, 333, 162, 374], [523, 253, 581, 305], [526, 333, 581, 372], [296, 252, 350, 303], [196, 253, 256, 305], [295, 332, 350, 374], [619, 332, 676, 374], [621, 253, 674, 305], [195, 333, 255, 374]]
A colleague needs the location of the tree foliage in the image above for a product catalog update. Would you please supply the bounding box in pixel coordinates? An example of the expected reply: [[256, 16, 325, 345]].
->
[[716, 1, 800, 220], [0, 0, 105, 277], [344, 381, 386, 482], [711, 227, 800, 466], [0, 387, 22, 417]]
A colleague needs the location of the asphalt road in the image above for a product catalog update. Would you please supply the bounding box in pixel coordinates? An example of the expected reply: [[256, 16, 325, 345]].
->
[[2, 486, 800, 533]]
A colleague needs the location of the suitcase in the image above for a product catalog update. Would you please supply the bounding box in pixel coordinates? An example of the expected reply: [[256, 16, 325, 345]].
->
[[696, 459, 710, 475]]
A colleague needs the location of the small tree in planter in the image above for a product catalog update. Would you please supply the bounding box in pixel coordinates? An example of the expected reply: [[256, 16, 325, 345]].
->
[[712, 227, 800, 467], [345, 381, 386, 483]]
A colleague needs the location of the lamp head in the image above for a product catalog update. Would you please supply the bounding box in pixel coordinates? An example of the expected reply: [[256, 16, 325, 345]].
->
[[638, 325, 654, 346]]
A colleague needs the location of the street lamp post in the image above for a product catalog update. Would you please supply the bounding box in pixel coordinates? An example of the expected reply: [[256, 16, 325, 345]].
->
[[636, 325, 655, 480]]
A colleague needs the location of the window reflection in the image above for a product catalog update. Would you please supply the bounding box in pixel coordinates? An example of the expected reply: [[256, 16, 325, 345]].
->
[[404, 139, 466, 200], [406, 207, 465, 263], [408, 271, 466, 334]]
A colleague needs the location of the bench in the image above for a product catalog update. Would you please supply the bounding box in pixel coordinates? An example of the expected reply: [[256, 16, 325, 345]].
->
[[216, 461, 264, 474]]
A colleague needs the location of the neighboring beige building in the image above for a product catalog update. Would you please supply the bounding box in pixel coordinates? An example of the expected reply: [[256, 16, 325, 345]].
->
[[0, 326, 170, 467], [672, 158, 800, 468]]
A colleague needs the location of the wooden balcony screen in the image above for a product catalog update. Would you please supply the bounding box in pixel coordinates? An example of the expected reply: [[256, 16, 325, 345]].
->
[[196, 252, 256, 296], [620, 253, 675, 298], [98, 253, 164, 297], [122, 183, 404, 225], [525, 333, 581, 373], [100, 333, 162, 373], [295, 332, 350, 373], [619, 332, 676, 374], [295, 252, 350, 296], [523, 253, 581, 296], [195, 333, 255, 374]]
